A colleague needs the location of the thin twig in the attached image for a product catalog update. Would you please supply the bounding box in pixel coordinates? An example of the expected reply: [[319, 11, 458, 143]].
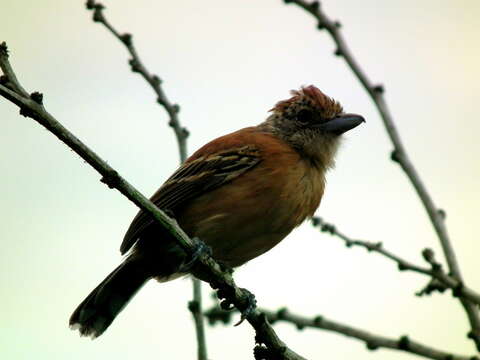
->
[[284, 0, 480, 349], [205, 304, 478, 360], [0, 42, 305, 360], [0, 43, 28, 97], [83, 2, 207, 358], [312, 217, 480, 305], [85, 0, 188, 162], [189, 280, 208, 360], [266, 308, 477, 360]]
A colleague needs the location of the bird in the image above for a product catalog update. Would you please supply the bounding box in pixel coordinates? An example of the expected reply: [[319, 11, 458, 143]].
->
[[69, 85, 364, 338]]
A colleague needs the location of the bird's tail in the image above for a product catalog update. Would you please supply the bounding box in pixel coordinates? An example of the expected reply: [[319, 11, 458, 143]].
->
[[69, 258, 151, 338]]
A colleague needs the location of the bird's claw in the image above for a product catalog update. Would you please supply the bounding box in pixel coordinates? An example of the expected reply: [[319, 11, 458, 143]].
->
[[217, 260, 234, 275], [179, 237, 212, 273], [234, 288, 257, 326]]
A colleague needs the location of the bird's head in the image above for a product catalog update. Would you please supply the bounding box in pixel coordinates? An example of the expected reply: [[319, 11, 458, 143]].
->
[[262, 85, 364, 169]]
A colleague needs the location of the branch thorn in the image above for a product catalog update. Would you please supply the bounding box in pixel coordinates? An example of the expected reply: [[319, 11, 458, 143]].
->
[[30, 91, 43, 105], [398, 335, 410, 350], [0, 41, 9, 57], [120, 33, 132, 46], [372, 84, 384, 94], [390, 149, 400, 163]]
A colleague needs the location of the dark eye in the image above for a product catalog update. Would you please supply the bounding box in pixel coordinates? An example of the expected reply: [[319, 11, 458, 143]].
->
[[296, 109, 313, 124]]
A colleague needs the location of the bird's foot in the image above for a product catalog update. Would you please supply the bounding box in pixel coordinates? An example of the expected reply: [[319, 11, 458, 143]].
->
[[234, 288, 257, 326], [163, 208, 176, 219], [217, 260, 234, 275], [179, 237, 212, 273]]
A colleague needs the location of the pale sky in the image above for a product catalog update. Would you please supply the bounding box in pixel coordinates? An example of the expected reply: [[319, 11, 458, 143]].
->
[[1, 1, 479, 359]]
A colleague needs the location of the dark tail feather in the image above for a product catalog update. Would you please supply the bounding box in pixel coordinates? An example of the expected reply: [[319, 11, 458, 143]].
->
[[69, 258, 151, 338]]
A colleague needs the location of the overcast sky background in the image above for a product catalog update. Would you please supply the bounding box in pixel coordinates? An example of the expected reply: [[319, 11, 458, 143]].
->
[[1, 1, 479, 359]]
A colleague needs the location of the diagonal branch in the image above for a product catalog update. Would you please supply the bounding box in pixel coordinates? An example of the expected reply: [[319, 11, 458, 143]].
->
[[205, 304, 478, 360], [0, 42, 306, 360], [311, 217, 480, 306], [284, 0, 480, 349]]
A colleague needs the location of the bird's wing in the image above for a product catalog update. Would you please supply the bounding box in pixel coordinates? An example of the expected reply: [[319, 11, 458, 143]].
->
[[120, 144, 261, 254]]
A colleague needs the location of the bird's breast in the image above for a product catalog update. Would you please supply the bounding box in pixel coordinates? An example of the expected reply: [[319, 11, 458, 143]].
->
[[178, 148, 326, 267]]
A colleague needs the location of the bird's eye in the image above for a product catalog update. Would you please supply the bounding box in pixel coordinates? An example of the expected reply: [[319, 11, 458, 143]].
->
[[296, 109, 313, 124]]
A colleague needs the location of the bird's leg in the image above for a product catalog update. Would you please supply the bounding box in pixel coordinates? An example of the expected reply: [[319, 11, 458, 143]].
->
[[214, 287, 256, 326], [181, 239, 255, 326], [234, 288, 257, 326], [216, 260, 234, 275], [179, 237, 212, 273], [163, 208, 176, 219]]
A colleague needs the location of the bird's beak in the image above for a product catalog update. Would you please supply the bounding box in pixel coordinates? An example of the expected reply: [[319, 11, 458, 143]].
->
[[314, 113, 365, 135]]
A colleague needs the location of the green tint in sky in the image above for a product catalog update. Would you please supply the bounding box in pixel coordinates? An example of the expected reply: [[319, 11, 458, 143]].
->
[[1, 1, 479, 359]]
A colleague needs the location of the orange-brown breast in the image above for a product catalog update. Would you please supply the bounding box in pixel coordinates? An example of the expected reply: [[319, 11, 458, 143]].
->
[[176, 128, 326, 267]]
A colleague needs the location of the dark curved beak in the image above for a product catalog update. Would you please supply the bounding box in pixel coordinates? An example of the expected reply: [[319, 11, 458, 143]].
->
[[314, 113, 365, 135]]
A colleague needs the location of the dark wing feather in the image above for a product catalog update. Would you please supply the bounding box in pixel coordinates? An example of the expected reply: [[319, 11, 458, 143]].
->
[[120, 145, 261, 254]]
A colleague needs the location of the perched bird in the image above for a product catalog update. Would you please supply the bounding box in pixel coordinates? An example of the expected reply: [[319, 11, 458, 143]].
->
[[69, 85, 364, 338]]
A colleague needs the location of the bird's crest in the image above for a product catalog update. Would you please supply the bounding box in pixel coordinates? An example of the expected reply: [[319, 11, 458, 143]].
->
[[270, 85, 343, 119]]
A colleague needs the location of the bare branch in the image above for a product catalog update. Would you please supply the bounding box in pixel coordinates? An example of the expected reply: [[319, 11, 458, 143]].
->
[[266, 308, 477, 360], [0, 43, 306, 360], [189, 280, 208, 360], [85, 0, 188, 162], [284, 0, 480, 349], [311, 217, 480, 306], [206, 304, 478, 360], [0, 42, 28, 97]]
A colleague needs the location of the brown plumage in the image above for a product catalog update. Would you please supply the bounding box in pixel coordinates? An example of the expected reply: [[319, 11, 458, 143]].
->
[[69, 85, 364, 338]]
